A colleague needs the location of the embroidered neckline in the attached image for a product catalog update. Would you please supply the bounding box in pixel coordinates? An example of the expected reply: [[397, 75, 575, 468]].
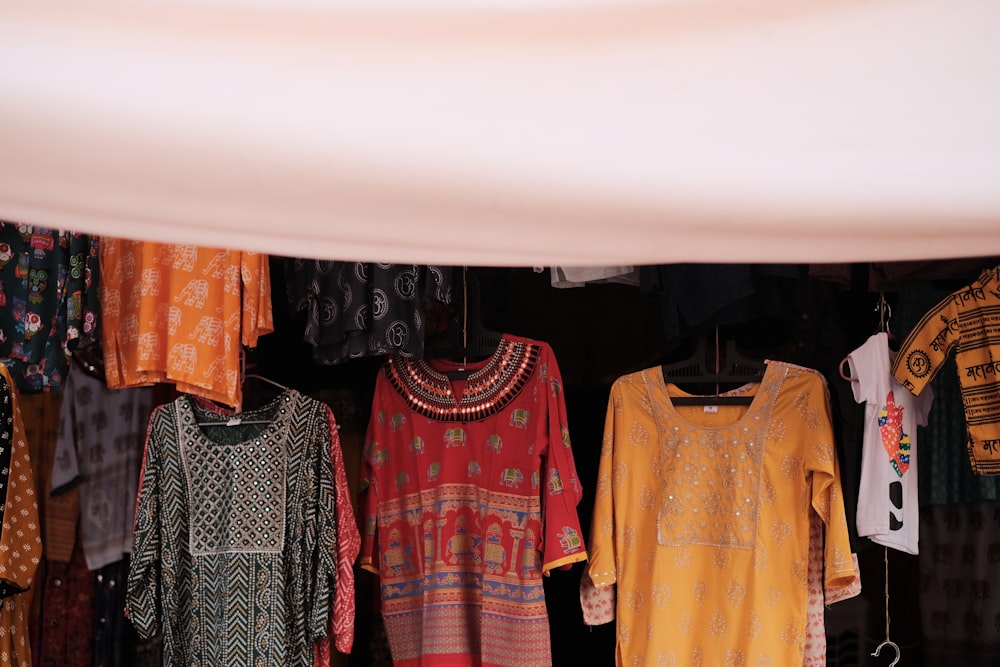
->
[[646, 363, 787, 550], [652, 363, 781, 432], [384, 335, 539, 421]]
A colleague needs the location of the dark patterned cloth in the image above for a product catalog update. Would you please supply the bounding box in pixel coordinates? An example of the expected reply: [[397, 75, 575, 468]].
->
[[919, 502, 1000, 666], [0, 223, 100, 393], [285, 260, 453, 364], [34, 539, 95, 667], [0, 376, 17, 601], [94, 557, 163, 667], [127, 390, 340, 666], [639, 263, 807, 339]]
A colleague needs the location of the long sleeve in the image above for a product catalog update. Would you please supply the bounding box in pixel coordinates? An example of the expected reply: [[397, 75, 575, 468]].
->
[[50, 370, 81, 496], [358, 382, 385, 576], [802, 372, 857, 593], [313, 411, 361, 667], [0, 365, 42, 597], [585, 382, 619, 591], [580, 381, 620, 626], [538, 350, 587, 574], [125, 412, 162, 640], [305, 405, 339, 644], [0, 362, 42, 666], [891, 288, 961, 395], [314, 407, 361, 662], [331, 414, 360, 653], [239, 250, 274, 348]]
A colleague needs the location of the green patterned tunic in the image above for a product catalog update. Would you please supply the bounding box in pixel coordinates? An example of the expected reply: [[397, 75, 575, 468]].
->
[[127, 390, 338, 666]]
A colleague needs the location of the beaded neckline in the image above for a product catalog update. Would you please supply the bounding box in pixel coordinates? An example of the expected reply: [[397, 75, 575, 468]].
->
[[384, 335, 539, 421]]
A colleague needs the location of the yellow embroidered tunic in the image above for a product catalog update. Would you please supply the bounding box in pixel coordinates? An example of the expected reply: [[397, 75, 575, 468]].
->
[[587, 361, 856, 666]]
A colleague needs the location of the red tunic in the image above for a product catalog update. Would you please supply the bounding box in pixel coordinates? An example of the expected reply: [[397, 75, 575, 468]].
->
[[359, 334, 587, 667]]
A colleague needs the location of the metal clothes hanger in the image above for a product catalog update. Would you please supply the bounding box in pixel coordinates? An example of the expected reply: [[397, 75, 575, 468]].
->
[[197, 349, 288, 426], [243, 373, 289, 392], [839, 292, 894, 382]]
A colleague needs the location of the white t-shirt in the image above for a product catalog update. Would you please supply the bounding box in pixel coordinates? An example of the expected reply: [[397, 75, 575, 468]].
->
[[846, 332, 933, 554]]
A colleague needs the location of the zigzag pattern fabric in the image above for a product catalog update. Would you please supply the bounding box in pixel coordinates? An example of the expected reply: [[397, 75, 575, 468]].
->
[[127, 389, 339, 666]]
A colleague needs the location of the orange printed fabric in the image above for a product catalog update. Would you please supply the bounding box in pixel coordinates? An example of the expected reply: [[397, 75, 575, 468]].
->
[[99, 240, 273, 408], [0, 361, 44, 667]]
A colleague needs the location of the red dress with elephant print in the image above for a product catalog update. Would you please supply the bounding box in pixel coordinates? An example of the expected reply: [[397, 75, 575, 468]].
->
[[359, 334, 587, 667]]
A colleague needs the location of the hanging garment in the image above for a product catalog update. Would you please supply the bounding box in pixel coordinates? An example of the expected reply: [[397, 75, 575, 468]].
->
[[16, 389, 68, 661], [99, 239, 273, 408], [0, 223, 100, 393], [285, 260, 453, 364], [639, 264, 807, 339], [845, 332, 933, 554], [51, 365, 154, 570], [585, 361, 857, 666], [0, 361, 44, 666], [544, 266, 639, 289], [892, 266, 1000, 474], [94, 556, 164, 667], [126, 390, 339, 667], [802, 510, 862, 667], [189, 389, 360, 660], [893, 287, 1000, 504], [34, 537, 94, 667], [359, 334, 588, 667]]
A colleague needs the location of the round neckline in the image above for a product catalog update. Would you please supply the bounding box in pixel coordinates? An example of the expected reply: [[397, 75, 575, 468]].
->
[[183, 389, 294, 446], [412, 334, 510, 385], [649, 363, 773, 432], [384, 334, 541, 421]]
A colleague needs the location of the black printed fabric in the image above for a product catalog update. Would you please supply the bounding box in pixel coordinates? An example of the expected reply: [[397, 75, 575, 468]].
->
[[285, 261, 453, 364]]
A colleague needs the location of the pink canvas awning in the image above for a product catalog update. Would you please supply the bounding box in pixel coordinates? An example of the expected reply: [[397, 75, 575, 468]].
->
[[2, 0, 999, 265]]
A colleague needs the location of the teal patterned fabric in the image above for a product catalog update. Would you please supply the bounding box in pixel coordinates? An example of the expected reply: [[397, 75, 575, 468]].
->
[[127, 390, 338, 666], [0, 223, 100, 393]]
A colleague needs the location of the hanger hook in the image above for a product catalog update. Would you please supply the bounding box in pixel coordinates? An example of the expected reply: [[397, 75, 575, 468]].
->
[[874, 292, 892, 334], [871, 640, 900, 666]]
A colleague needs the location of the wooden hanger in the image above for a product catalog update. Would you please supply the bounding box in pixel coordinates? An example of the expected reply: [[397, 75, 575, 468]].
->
[[662, 327, 765, 406]]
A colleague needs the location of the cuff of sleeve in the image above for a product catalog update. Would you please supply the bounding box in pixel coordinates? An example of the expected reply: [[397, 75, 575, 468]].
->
[[542, 551, 587, 576], [826, 553, 862, 605], [580, 569, 615, 626]]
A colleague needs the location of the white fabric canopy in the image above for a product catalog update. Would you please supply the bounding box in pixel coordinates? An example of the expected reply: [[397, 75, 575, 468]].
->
[[2, 0, 999, 266]]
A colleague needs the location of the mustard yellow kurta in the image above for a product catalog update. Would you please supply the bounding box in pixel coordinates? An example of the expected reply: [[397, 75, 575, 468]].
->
[[587, 361, 856, 667]]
